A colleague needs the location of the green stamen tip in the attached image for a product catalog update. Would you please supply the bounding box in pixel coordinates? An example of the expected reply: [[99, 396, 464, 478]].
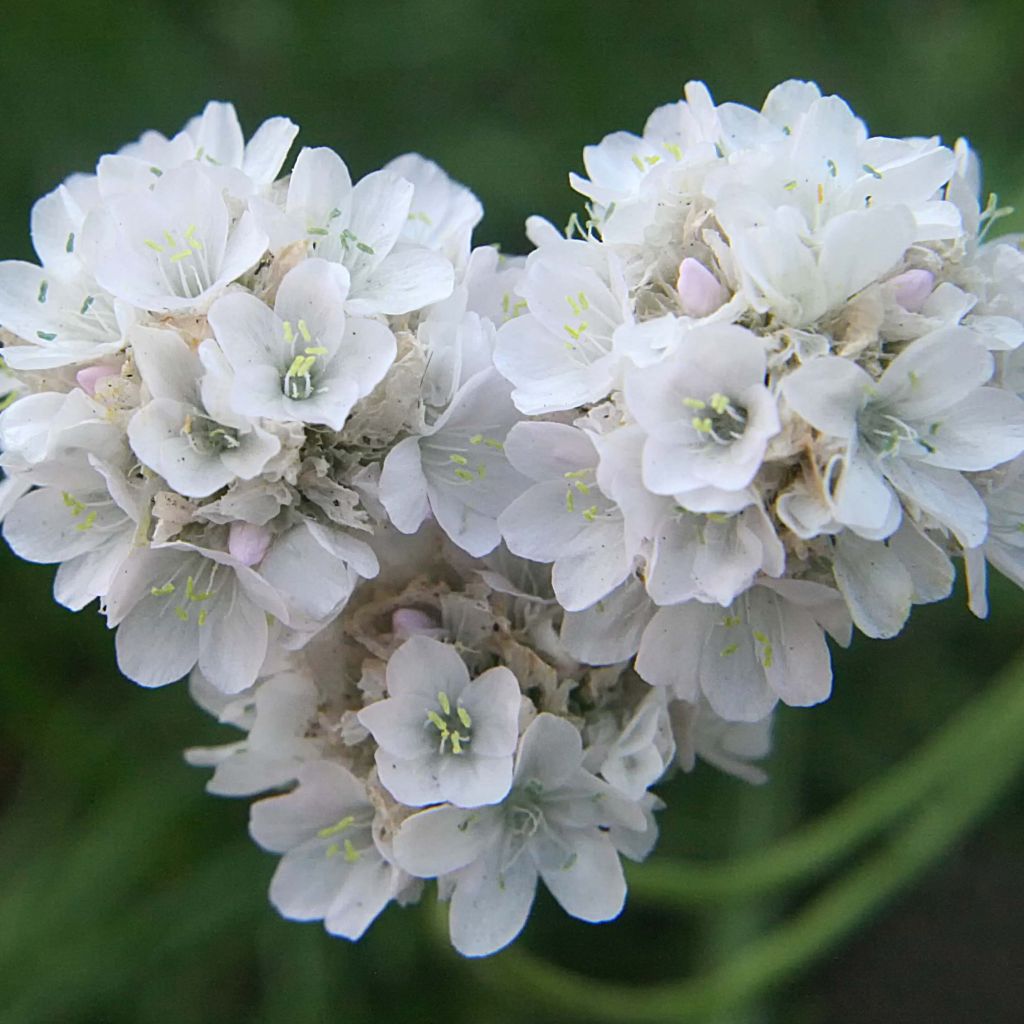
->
[[318, 815, 356, 838]]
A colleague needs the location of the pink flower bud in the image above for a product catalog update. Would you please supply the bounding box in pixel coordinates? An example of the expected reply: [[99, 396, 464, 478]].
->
[[676, 257, 727, 317], [889, 268, 934, 313], [392, 607, 440, 637], [228, 522, 273, 567], [75, 364, 119, 397]]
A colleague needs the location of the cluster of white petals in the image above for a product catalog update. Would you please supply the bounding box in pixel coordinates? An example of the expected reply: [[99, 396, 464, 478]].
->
[[3, 83, 1024, 956]]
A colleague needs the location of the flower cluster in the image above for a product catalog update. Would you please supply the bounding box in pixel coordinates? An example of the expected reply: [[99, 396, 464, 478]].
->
[[2, 82, 1023, 956]]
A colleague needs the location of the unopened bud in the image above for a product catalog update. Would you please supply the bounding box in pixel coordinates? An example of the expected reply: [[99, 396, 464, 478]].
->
[[889, 268, 934, 313], [228, 521, 272, 566], [392, 607, 440, 637], [75, 364, 119, 397], [676, 257, 726, 317]]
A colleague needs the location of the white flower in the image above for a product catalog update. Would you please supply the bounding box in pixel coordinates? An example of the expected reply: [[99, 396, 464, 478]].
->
[[831, 522, 953, 638], [559, 576, 654, 665], [126, 327, 281, 498], [186, 669, 322, 796], [379, 369, 527, 557], [493, 240, 631, 414], [106, 541, 289, 693], [636, 579, 852, 722], [498, 421, 635, 611], [80, 162, 268, 312], [250, 760, 410, 941], [205, 259, 396, 430], [0, 262, 129, 370], [0, 386, 124, 472], [782, 327, 1024, 545], [0, 163, 130, 371], [645, 501, 785, 606], [393, 713, 646, 957], [259, 519, 379, 627], [624, 323, 780, 499], [98, 100, 298, 198], [254, 146, 454, 316], [671, 697, 773, 785], [1, 457, 139, 610], [358, 636, 520, 808], [964, 457, 1024, 616], [599, 688, 675, 800], [383, 153, 483, 269]]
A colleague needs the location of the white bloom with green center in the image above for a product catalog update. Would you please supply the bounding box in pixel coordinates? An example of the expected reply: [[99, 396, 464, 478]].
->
[[106, 542, 290, 693], [250, 760, 410, 941], [80, 162, 268, 312], [126, 326, 281, 499], [0, 263, 129, 371], [253, 145, 454, 316], [636, 579, 853, 722], [493, 239, 632, 414], [205, 258, 396, 431], [624, 323, 780, 500], [358, 636, 520, 809], [2, 457, 139, 611], [782, 326, 1024, 546], [393, 713, 647, 958], [379, 368, 527, 557], [0, 175, 133, 370], [498, 421, 636, 612]]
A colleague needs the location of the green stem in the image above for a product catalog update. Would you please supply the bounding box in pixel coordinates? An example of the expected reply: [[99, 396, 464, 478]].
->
[[468, 706, 1024, 1022], [628, 653, 1024, 906]]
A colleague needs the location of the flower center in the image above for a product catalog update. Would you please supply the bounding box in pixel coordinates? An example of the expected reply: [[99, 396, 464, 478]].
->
[[684, 391, 747, 445], [181, 413, 240, 455], [861, 408, 936, 458], [280, 318, 328, 400], [425, 690, 473, 754], [316, 812, 374, 862], [143, 225, 211, 298]]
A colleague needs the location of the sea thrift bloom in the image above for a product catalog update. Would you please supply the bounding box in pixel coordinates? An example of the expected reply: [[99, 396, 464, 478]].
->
[[358, 636, 520, 808], [393, 714, 646, 957], [4, 82, 1024, 960]]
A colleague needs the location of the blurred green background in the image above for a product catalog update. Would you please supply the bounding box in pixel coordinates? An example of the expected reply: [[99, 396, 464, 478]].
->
[[2, 1, 1024, 1021]]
